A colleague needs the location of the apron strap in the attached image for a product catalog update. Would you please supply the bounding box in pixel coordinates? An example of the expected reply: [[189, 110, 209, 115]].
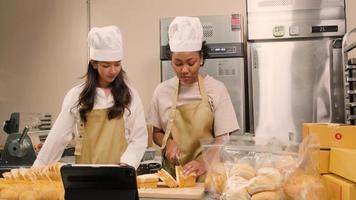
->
[[161, 76, 209, 149], [161, 77, 179, 149], [198, 75, 209, 103]]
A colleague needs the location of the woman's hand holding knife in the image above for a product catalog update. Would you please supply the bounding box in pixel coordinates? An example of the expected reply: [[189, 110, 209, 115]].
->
[[165, 138, 181, 164]]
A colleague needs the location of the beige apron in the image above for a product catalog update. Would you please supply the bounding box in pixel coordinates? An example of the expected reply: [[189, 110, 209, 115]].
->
[[161, 76, 214, 180], [74, 109, 128, 164]]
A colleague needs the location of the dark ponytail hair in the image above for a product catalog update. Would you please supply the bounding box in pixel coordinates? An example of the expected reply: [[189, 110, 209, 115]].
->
[[77, 61, 132, 122]]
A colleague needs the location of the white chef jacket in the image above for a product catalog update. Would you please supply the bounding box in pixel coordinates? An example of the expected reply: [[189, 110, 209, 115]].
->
[[33, 83, 148, 169]]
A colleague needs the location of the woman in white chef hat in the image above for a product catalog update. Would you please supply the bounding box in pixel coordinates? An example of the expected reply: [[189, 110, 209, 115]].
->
[[33, 25, 147, 168], [148, 17, 239, 180]]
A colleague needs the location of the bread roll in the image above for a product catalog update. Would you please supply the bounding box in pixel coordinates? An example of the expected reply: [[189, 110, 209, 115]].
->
[[247, 175, 277, 195], [227, 176, 249, 188], [255, 157, 273, 170], [251, 190, 283, 200], [205, 172, 226, 195], [257, 167, 282, 187], [226, 187, 250, 200], [247, 167, 282, 195], [230, 163, 256, 180], [204, 162, 226, 194], [274, 156, 295, 172], [284, 171, 326, 200], [226, 176, 250, 200]]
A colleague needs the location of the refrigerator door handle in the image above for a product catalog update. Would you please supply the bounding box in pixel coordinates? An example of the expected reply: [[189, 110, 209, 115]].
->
[[329, 38, 342, 122], [327, 40, 335, 122], [248, 44, 258, 134]]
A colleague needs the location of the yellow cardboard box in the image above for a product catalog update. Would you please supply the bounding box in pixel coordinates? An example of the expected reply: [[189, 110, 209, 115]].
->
[[320, 150, 330, 174], [330, 148, 356, 183], [303, 123, 356, 149], [323, 174, 356, 200]]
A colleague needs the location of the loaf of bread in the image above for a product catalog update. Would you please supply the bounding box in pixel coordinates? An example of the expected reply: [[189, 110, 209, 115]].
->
[[0, 188, 18, 200], [136, 173, 159, 189], [2, 163, 63, 182], [0, 163, 65, 200], [18, 190, 38, 200], [175, 166, 196, 188], [156, 168, 178, 188]]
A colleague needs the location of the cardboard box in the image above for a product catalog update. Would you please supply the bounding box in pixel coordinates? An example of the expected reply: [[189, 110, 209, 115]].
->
[[303, 123, 356, 149], [320, 150, 330, 174], [323, 174, 356, 200], [330, 148, 356, 183]]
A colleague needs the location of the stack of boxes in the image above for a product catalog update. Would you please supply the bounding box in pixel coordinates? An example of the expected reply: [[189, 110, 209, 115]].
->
[[303, 123, 356, 200]]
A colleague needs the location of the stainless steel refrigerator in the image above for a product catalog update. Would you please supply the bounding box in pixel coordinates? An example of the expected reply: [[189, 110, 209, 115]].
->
[[160, 14, 246, 133], [247, 0, 346, 143]]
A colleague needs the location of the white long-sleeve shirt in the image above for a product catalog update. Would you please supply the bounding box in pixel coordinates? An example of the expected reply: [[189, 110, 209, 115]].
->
[[33, 83, 148, 169]]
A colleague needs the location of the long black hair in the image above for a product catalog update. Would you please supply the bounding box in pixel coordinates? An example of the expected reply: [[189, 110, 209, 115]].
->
[[77, 61, 132, 122]]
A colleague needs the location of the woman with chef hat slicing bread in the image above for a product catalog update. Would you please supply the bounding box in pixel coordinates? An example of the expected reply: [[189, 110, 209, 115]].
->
[[33, 26, 147, 168], [148, 16, 239, 180]]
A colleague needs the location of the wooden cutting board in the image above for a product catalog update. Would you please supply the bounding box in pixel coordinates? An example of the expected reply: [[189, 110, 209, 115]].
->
[[138, 182, 204, 199]]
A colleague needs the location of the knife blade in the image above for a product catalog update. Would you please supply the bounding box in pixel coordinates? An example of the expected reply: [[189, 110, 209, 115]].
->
[[175, 154, 182, 166]]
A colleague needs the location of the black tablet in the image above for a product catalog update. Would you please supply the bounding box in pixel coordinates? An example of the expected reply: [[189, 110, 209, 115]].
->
[[60, 164, 139, 200]]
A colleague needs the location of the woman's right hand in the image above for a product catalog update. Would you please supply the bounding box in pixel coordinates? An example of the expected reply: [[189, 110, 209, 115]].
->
[[165, 139, 180, 165]]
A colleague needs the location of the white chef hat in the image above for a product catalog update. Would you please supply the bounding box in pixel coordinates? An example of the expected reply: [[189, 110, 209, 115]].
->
[[88, 25, 123, 61], [168, 16, 203, 52]]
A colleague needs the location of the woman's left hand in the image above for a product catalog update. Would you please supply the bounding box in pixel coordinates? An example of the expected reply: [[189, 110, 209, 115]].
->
[[183, 160, 206, 177]]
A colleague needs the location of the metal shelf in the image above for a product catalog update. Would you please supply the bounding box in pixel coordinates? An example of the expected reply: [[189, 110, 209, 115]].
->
[[348, 102, 356, 107], [342, 27, 356, 125], [346, 65, 356, 70], [348, 115, 356, 120], [349, 58, 356, 65], [348, 90, 356, 95], [346, 77, 356, 82]]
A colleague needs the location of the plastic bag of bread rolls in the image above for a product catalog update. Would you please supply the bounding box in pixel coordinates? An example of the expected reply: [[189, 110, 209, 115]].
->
[[204, 162, 226, 195], [283, 135, 328, 200], [201, 136, 230, 197], [218, 135, 327, 200]]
